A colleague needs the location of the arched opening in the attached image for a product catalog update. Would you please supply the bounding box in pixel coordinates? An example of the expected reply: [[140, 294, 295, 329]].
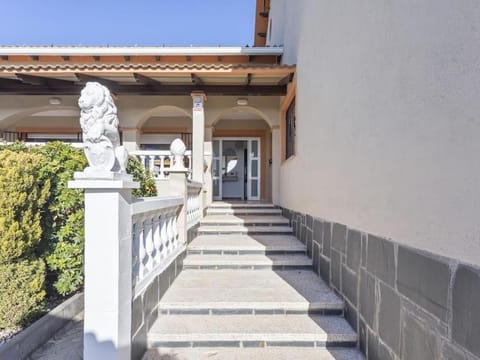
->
[[211, 106, 272, 202], [0, 106, 82, 144], [138, 105, 192, 150]]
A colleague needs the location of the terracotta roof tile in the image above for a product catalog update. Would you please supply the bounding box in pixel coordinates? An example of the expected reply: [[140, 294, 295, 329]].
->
[[0, 63, 294, 73]]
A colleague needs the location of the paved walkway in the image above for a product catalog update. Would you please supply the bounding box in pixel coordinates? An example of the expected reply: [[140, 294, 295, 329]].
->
[[28, 315, 83, 360]]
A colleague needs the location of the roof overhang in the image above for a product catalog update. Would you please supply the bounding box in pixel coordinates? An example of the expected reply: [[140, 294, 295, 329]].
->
[[0, 46, 293, 96], [0, 46, 283, 57]]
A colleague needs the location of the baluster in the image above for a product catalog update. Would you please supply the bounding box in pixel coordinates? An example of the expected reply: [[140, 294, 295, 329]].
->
[[140, 155, 146, 169], [172, 208, 178, 248], [153, 214, 161, 265], [160, 210, 169, 258], [188, 155, 192, 179], [144, 217, 154, 273], [149, 155, 155, 174], [166, 209, 174, 254], [132, 221, 140, 288], [138, 217, 146, 280], [159, 156, 165, 179]]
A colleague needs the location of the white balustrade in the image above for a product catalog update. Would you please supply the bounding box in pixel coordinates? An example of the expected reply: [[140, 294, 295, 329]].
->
[[131, 196, 183, 296], [186, 180, 202, 229], [131, 150, 192, 180]]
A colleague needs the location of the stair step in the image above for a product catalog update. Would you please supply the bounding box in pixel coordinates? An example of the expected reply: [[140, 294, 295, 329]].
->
[[206, 208, 283, 216], [147, 314, 357, 348], [183, 254, 312, 270], [143, 347, 365, 360], [197, 225, 293, 235], [201, 215, 289, 226], [188, 234, 306, 255], [209, 202, 277, 209], [158, 269, 343, 315]]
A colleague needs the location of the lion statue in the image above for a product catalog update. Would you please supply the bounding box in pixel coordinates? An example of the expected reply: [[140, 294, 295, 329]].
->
[[78, 82, 128, 173]]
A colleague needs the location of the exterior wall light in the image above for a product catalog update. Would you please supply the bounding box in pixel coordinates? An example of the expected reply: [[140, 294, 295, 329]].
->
[[49, 97, 62, 105], [236, 98, 248, 106]]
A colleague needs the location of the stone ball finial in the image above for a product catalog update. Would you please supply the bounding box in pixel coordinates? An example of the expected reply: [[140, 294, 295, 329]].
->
[[170, 138, 187, 170], [170, 138, 186, 156]]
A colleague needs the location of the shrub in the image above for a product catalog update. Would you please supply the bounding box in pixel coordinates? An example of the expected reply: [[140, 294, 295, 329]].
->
[[0, 143, 157, 300], [127, 155, 157, 198], [0, 260, 46, 330], [0, 150, 50, 263]]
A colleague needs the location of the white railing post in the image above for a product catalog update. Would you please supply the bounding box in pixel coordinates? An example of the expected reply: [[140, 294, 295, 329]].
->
[[69, 172, 139, 360], [159, 139, 190, 245]]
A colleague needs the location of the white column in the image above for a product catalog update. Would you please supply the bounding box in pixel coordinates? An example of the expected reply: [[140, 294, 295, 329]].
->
[[271, 126, 281, 205], [69, 173, 139, 360], [160, 139, 189, 245], [203, 126, 213, 207], [191, 92, 206, 183], [121, 128, 141, 152]]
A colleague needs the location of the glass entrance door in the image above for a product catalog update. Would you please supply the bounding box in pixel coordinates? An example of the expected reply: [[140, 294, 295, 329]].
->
[[212, 138, 261, 201]]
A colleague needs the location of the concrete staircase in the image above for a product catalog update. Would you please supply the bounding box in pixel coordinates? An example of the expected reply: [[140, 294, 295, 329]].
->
[[144, 202, 364, 360]]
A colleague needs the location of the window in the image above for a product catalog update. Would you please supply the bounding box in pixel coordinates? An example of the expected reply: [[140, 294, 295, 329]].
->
[[285, 98, 296, 159]]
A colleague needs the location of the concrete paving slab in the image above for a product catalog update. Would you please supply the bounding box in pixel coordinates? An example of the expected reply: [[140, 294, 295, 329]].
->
[[197, 225, 293, 234], [159, 269, 343, 311], [148, 314, 357, 344], [209, 202, 276, 208], [200, 215, 289, 225], [206, 208, 283, 215], [143, 347, 365, 360], [28, 315, 83, 360], [189, 234, 305, 252], [183, 254, 312, 268]]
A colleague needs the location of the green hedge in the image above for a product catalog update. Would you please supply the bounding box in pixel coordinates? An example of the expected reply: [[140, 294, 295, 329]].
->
[[0, 142, 157, 330], [0, 260, 46, 329], [0, 150, 49, 330]]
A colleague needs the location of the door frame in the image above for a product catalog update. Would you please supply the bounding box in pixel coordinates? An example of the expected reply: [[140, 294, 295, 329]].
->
[[212, 137, 261, 201]]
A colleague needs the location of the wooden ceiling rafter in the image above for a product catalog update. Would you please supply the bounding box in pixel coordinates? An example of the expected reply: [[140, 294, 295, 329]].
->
[[15, 73, 75, 87], [75, 73, 119, 92], [191, 73, 203, 86], [246, 73, 252, 86]]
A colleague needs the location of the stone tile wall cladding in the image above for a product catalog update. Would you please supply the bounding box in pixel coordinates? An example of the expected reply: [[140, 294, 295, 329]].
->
[[131, 226, 198, 360], [282, 208, 480, 360]]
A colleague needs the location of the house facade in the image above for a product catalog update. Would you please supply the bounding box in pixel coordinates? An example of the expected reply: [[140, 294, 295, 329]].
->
[[1, 0, 480, 359]]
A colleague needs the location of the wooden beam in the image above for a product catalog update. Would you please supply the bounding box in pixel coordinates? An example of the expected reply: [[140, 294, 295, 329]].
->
[[15, 73, 75, 87], [61, 55, 70, 61], [246, 73, 252, 86], [191, 73, 203, 86], [0, 84, 286, 96], [124, 56, 131, 62], [186, 55, 192, 62], [75, 73, 119, 91], [133, 73, 161, 85], [277, 73, 294, 86], [93, 56, 100, 61], [0, 77, 23, 87], [155, 56, 161, 61], [30, 55, 39, 61]]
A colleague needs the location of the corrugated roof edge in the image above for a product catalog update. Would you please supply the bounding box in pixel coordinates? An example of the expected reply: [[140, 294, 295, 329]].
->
[[0, 46, 283, 56], [0, 63, 294, 72]]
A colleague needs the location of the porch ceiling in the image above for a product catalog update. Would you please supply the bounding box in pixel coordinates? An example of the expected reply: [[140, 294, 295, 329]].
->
[[0, 63, 295, 96]]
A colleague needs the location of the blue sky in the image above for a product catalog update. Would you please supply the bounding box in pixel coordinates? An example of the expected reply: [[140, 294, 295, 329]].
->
[[0, 0, 256, 46]]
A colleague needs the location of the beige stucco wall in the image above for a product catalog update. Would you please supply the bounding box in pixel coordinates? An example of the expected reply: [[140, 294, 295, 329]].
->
[[269, 0, 480, 264], [0, 95, 280, 130]]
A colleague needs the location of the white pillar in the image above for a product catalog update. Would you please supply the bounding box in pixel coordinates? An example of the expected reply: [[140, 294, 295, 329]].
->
[[69, 173, 139, 360], [121, 128, 141, 152], [191, 92, 206, 183], [203, 126, 213, 207], [271, 126, 281, 205]]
